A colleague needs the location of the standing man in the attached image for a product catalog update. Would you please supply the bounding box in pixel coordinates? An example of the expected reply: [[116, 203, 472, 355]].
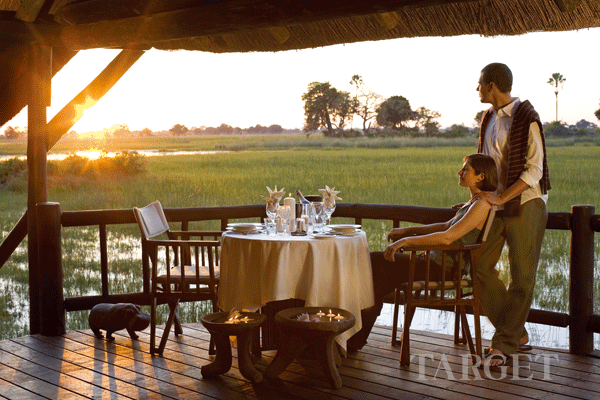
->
[[475, 63, 551, 367]]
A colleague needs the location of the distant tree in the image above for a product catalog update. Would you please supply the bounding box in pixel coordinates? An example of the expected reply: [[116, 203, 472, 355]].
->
[[333, 91, 354, 131], [474, 110, 486, 126], [217, 123, 234, 134], [349, 75, 382, 132], [4, 126, 19, 139], [170, 124, 188, 136], [267, 124, 283, 134], [595, 101, 600, 122], [375, 96, 415, 129], [544, 121, 571, 137], [414, 107, 441, 137], [110, 124, 130, 137], [575, 119, 596, 130], [443, 124, 471, 138], [140, 128, 153, 137], [302, 82, 349, 136], [547, 72, 566, 122], [246, 124, 266, 134]]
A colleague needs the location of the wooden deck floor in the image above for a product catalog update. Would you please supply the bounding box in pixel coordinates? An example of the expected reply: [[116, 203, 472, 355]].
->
[[1, 323, 599, 400]]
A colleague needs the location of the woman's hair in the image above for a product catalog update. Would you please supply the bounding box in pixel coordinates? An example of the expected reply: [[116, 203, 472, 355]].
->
[[481, 63, 513, 93], [463, 153, 498, 192]]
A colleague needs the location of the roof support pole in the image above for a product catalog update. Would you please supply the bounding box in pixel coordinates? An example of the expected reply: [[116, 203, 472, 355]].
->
[[27, 44, 51, 335]]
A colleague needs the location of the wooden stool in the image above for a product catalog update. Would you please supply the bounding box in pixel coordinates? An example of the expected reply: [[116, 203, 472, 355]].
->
[[265, 307, 355, 389], [200, 312, 266, 383]]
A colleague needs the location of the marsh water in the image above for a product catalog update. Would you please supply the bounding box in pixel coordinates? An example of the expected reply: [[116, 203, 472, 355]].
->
[[2, 225, 598, 350], [0, 147, 598, 350]]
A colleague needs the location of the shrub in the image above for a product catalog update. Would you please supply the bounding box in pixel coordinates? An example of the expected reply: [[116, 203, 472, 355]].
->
[[0, 151, 147, 191], [0, 158, 27, 185]]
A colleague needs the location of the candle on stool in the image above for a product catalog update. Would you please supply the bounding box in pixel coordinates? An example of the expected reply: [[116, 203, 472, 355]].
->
[[326, 309, 335, 318], [334, 314, 344, 321], [316, 310, 325, 317]]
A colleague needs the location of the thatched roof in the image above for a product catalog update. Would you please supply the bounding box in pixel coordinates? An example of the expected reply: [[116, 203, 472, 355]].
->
[[2, 0, 600, 53], [1, 0, 600, 126]]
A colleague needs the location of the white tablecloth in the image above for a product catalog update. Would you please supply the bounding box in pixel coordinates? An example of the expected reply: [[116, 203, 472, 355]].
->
[[218, 231, 375, 350]]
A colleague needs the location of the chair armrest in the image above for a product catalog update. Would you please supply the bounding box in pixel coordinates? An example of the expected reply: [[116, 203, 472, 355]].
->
[[146, 239, 221, 247], [402, 243, 479, 252], [388, 233, 416, 242], [169, 230, 223, 237]]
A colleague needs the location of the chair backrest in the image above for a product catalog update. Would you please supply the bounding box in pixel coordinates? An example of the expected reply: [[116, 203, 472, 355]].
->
[[478, 206, 497, 245], [133, 200, 170, 240]]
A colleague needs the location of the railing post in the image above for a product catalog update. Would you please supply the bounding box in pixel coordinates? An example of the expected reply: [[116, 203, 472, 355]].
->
[[569, 204, 594, 355], [37, 202, 66, 336]]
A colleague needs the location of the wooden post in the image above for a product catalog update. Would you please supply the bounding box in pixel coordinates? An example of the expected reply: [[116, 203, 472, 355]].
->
[[569, 205, 594, 354], [37, 203, 65, 336], [27, 45, 51, 334]]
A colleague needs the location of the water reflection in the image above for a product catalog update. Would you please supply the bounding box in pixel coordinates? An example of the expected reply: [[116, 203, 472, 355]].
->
[[375, 304, 575, 349], [0, 149, 230, 162], [0, 215, 597, 350]]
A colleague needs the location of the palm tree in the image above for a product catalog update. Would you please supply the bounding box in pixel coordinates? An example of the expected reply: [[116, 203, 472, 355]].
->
[[547, 73, 566, 121]]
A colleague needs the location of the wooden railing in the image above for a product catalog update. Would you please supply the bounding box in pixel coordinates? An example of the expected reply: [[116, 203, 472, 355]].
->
[[11, 202, 600, 354]]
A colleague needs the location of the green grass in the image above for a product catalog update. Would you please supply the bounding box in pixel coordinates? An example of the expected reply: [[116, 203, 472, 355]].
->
[[0, 136, 599, 340]]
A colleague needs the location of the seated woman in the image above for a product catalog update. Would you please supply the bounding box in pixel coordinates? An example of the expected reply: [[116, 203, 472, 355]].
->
[[347, 153, 498, 351]]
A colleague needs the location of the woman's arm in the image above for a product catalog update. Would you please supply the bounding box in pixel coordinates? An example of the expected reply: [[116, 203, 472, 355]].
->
[[384, 200, 491, 261], [387, 221, 451, 241]]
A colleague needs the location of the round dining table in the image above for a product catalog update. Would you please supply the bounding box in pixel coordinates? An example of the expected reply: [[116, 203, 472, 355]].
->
[[218, 229, 375, 351]]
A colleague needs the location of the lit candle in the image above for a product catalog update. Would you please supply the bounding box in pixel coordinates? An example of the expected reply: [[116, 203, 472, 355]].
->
[[284, 194, 296, 232], [334, 314, 344, 321], [316, 310, 325, 317], [326, 309, 335, 318]]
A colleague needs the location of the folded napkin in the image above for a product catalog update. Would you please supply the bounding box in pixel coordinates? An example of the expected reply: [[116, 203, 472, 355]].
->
[[260, 185, 285, 204], [319, 185, 342, 208]]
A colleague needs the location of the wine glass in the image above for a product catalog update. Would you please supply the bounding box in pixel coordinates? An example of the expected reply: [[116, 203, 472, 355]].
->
[[277, 205, 291, 235], [311, 202, 324, 233], [266, 202, 278, 223], [323, 199, 336, 226]]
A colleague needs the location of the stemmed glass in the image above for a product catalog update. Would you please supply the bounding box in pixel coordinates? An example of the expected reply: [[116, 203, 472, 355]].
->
[[323, 199, 336, 226], [266, 202, 278, 235], [277, 205, 291, 235], [311, 202, 324, 234], [266, 202, 278, 223]]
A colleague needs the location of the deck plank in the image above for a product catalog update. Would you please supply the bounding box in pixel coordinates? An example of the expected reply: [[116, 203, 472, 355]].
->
[[0, 323, 599, 400]]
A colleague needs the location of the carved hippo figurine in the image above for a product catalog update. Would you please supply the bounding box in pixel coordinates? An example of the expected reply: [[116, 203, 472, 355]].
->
[[89, 303, 150, 341]]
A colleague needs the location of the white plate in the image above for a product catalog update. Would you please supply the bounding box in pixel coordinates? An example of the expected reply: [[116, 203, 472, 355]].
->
[[227, 222, 263, 228], [227, 222, 263, 233], [328, 224, 361, 230], [328, 224, 361, 234], [313, 234, 337, 239]]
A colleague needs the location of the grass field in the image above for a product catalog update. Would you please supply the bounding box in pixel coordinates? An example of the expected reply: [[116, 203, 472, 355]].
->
[[0, 135, 599, 341]]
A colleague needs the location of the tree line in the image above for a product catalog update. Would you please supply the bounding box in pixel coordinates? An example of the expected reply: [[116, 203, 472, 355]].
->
[[302, 74, 600, 138], [3, 71, 600, 139], [302, 75, 447, 138]]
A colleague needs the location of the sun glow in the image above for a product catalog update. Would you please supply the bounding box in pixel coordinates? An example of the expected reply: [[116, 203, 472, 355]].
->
[[76, 149, 105, 160]]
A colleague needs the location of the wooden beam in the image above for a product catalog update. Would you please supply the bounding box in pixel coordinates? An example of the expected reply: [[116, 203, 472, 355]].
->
[[0, 45, 76, 129], [16, 0, 47, 22], [57, 0, 481, 50], [553, 0, 582, 12], [0, 212, 27, 270], [27, 44, 51, 335], [46, 49, 145, 149], [0, 20, 59, 45]]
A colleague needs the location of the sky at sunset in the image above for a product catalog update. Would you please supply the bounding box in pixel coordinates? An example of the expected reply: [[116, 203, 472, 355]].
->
[[3, 27, 600, 134]]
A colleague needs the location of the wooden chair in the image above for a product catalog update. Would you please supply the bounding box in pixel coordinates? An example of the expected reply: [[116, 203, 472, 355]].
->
[[392, 207, 496, 366], [134, 200, 222, 355]]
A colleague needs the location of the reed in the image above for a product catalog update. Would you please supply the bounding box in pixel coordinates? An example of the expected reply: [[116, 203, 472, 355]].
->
[[0, 143, 598, 341]]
